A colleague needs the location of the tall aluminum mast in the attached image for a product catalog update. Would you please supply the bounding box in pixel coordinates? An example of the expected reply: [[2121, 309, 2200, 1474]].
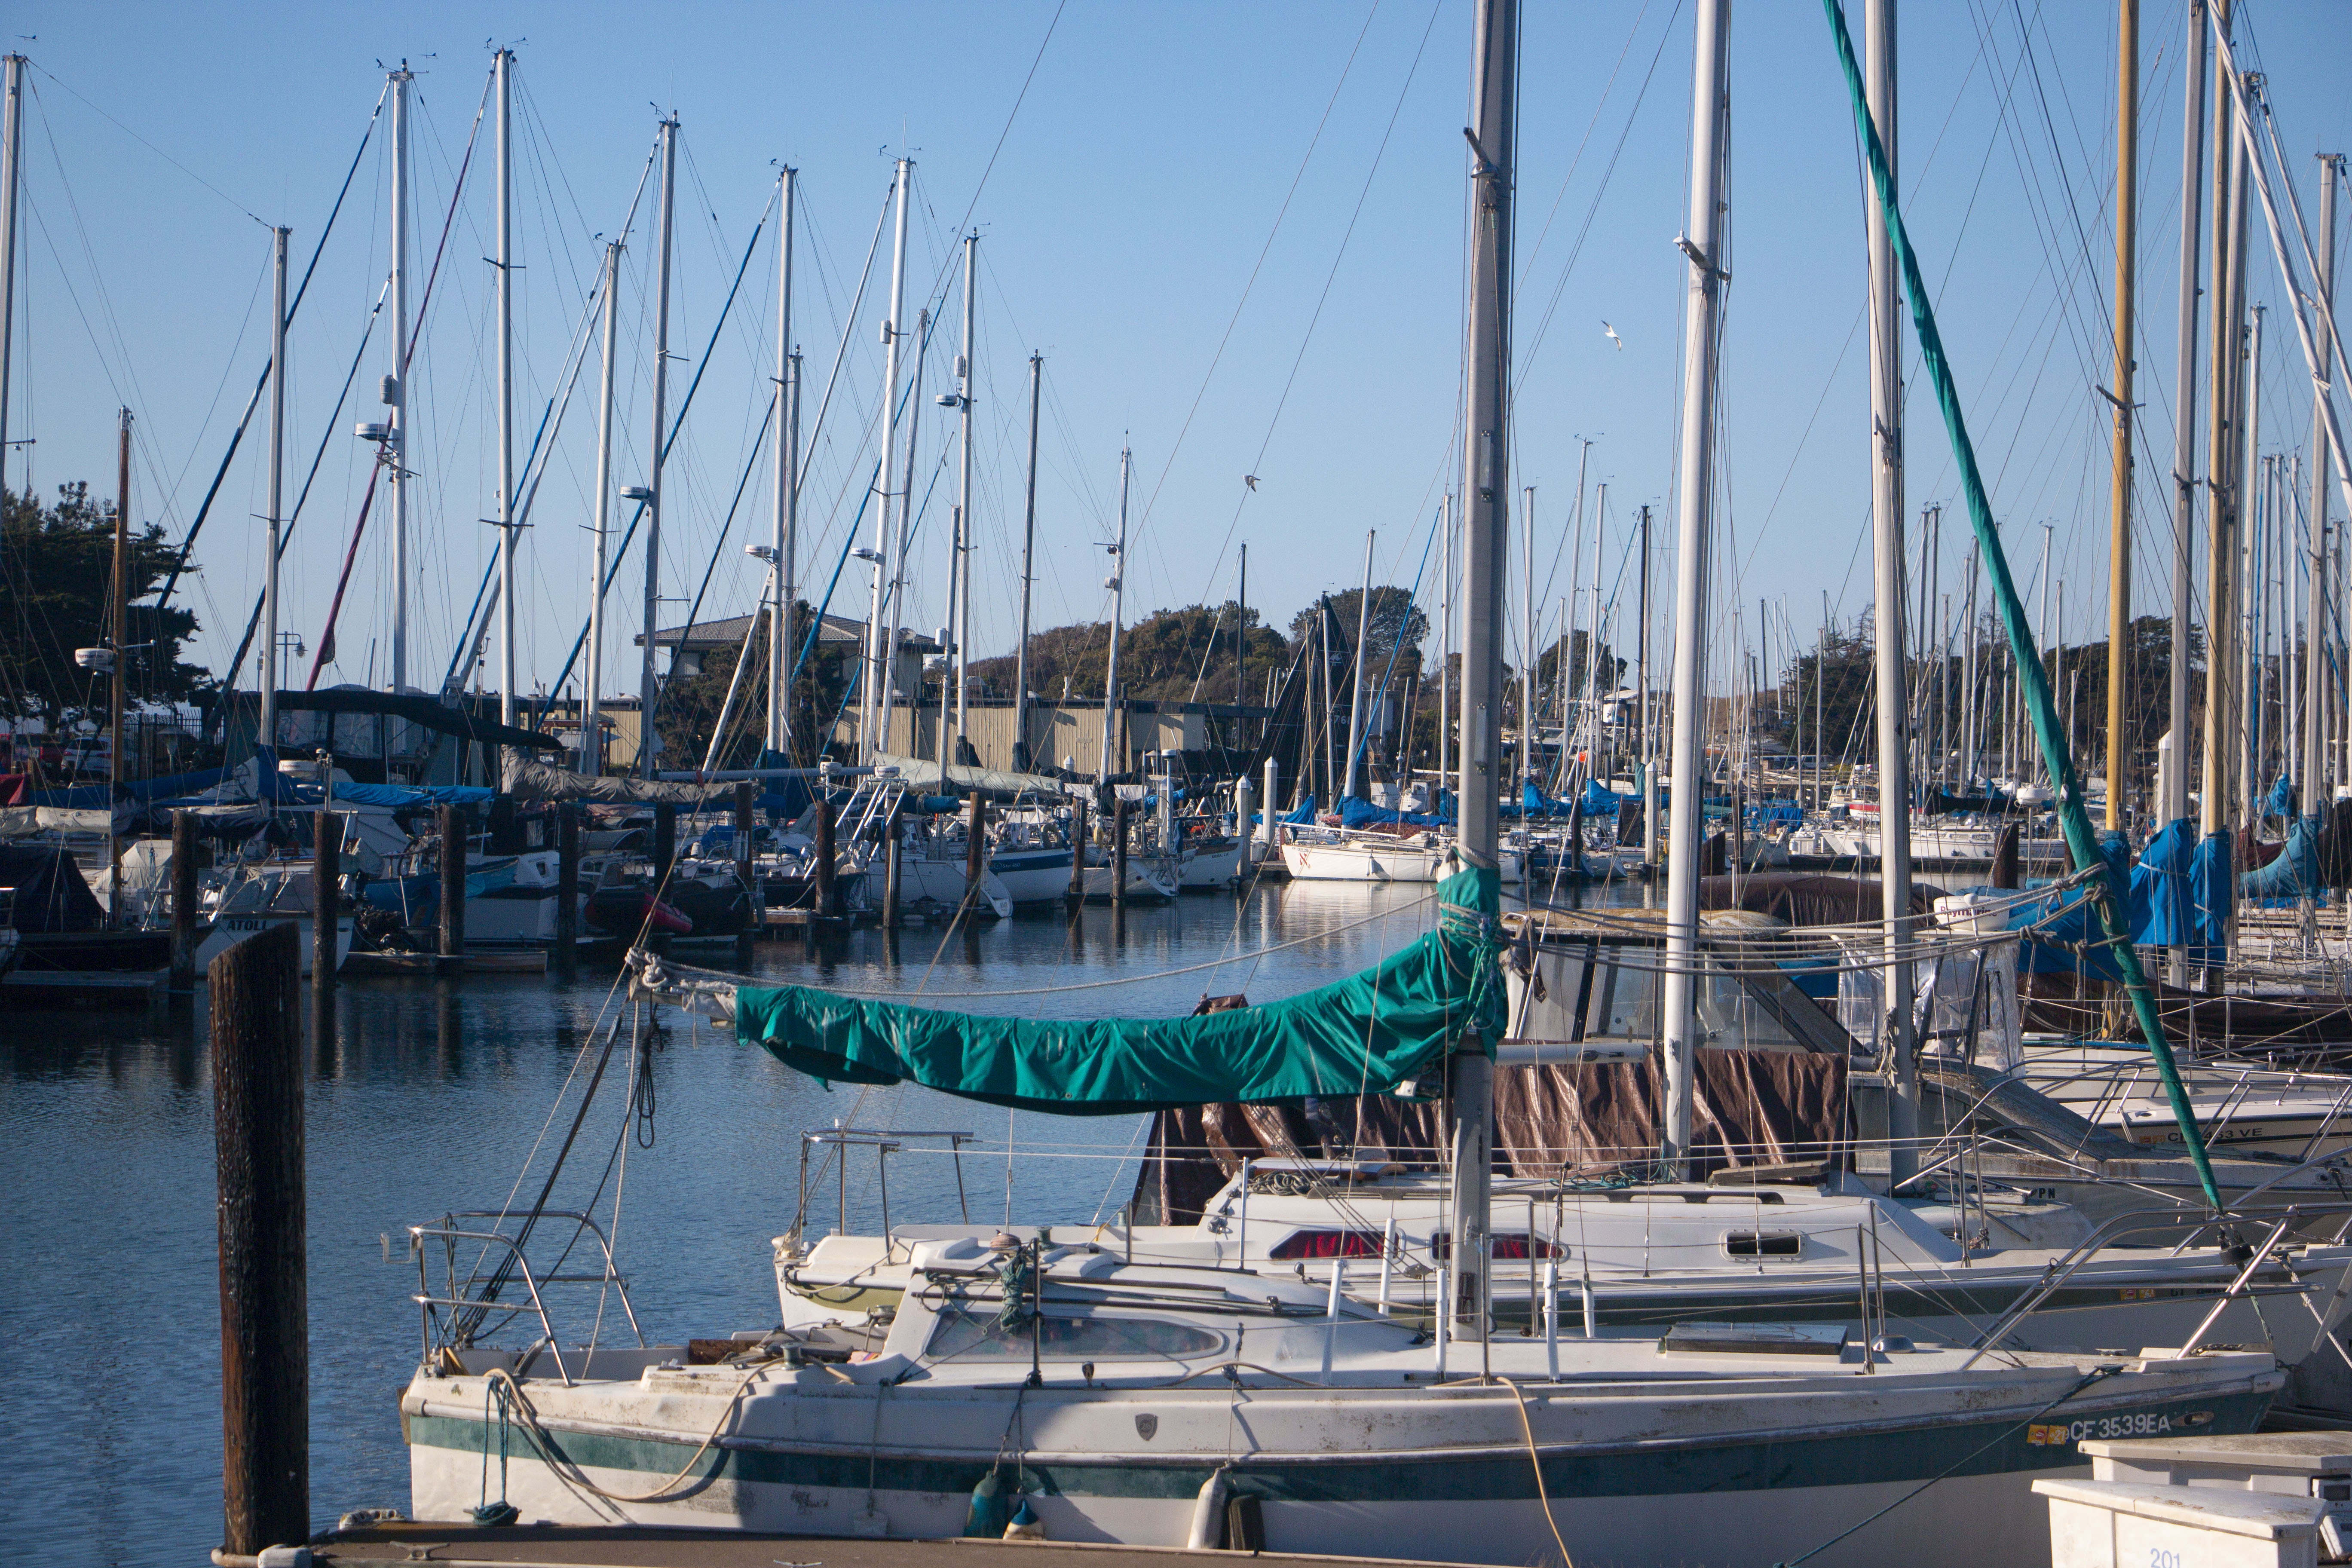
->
[[1448, 0, 1517, 1345], [2307, 157, 2341, 800], [770, 166, 797, 758], [586, 240, 621, 774], [2167, 1, 2211, 853], [495, 48, 518, 729], [952, 231, 978, 764], [389, 63, 414, 692], [640, 114, 677, 779], [1013, 352, 1041, 769], [262, 230, 288, 780], [1660, 0, 1731, 1178], [0, 55, 23, 505], [1345, 530, 1375, 799], [1864, 0, 1919, 1188], [1098, 447, 1131, 780], [861, 159, 913, 763], [2199, 11, 2243, 847]]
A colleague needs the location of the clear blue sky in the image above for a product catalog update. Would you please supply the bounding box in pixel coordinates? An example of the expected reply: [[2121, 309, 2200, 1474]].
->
[[5, 0, 2348, 704]]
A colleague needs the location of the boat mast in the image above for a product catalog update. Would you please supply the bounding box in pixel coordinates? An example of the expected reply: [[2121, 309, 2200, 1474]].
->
[[2106, 0, 2138, 830], [389, 63, 413, 694], [2198, 9, 2243, 874], [2238, 303, 2263, 824], [263, 229, 288, 801], [1522, 484, 1537, 802], [1099, 446, 1131, 780], [952, 231, 978, 766], [110, 408, 129, 917], [1439, 496, 1452, 798], [2167, 1, 2210, 880], [0, 54, 22, 506], [2308, 156, 2341, 802], [861, 158, 913, 765], [1235, 541, 1247, 753], [586, 240, 620, 775], [640, 113, 678, 780], [1640, 503, 1655, 864], [1449, 0, 1516, 1346], [775, 179, 801, 761], [495, 48, 517, 735], [1588, 481, 1607, 777], [1014, 353, 1041, 769], [1660, 0, 1730, 1179], [1864, 0, 1919, 1188], [1345, 530, 1374, 798]]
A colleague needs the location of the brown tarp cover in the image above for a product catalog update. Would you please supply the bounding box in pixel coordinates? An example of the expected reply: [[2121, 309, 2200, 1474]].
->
[[1697, 872, 1946, 925], [1133, 1050, 1850, 1225]]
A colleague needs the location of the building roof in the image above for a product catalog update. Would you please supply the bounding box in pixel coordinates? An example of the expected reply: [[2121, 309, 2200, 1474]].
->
[[636, 611, 938, 654]]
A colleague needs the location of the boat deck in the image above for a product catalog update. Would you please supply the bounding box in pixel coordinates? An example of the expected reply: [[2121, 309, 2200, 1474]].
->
[[310, 1522, 1473, 1568]]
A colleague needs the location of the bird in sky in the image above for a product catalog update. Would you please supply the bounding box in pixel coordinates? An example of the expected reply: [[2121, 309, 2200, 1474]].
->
[[1602, 321, 1624, 351], [1244, 474, 1259, 491]]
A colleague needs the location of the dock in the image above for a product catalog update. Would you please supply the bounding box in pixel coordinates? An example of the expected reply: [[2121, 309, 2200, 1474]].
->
[[0, 967, 168, 1008], [300, 1522, 1467, 1568]]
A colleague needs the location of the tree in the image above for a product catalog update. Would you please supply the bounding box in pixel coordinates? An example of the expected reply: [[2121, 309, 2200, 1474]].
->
[[651, 601, 848, 773], [1784, 625, 1877, 764], [1289, 586, 1428, 684], [968, 603, 1290, 706], [1, 481, 211, 728]]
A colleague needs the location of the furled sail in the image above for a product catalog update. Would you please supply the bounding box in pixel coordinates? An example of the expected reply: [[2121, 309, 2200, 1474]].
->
[[728, 864, 1504, 1114]]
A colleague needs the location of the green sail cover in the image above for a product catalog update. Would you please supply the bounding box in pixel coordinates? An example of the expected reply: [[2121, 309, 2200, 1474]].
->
[[732, 864, 1504, 1115]]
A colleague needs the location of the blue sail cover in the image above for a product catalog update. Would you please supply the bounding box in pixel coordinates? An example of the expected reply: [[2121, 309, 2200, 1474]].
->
[[2263, 775, 2297, 818], [1338, 796, 1450, 829], [2004, 833, 2133, 982], [2242, 813, 2326, 903], [2190, 832, 2233, 963], [2132, 818, 2195, 947], [1579, 778, 1628, 818], [33, 763, 231, 809]]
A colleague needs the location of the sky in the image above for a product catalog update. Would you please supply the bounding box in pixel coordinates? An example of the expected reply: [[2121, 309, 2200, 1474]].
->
[[3, 0, 2349, 710]]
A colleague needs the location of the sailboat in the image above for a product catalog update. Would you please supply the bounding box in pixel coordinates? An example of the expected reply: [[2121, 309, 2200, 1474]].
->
[[386, 9, 2306, 1567]]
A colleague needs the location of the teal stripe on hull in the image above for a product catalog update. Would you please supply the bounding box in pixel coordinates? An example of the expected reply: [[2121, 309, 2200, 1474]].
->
[[409, 1387, 2270, 1504]]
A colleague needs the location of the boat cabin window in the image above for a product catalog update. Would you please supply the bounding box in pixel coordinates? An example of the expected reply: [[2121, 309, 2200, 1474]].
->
[[1269, 1229, 1386, 1260], [1723, 1231, 1803, 1259], [924, 1304, 1223, 1363], [1696, 969, 1803, 1051], [1428, 1232, 1561, 1261]]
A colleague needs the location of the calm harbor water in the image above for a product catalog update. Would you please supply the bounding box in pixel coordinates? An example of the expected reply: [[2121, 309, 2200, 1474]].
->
[[9, 874, 1667, 1567]]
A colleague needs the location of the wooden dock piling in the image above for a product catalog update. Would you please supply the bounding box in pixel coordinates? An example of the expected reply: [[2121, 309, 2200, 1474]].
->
[[882, 802, 903, 928], [554, 805, 580, 974], [814, 798, 837, 919], [966, 791, 986, 912], [210, 920, 307, 1559], [436, 803, 467, 973], [1066, 796, 1088, 912], [653, 802, 677, 888], [734, 782, 757, 962], [1113, 797, 1130, 914], [312, 808, 339, 1037], [170, 808, 198, 993]]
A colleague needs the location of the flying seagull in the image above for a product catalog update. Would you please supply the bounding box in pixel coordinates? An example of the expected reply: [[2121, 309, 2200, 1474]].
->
[[1602, 321, 1625, 351], [1244, 474, 1259, 491]]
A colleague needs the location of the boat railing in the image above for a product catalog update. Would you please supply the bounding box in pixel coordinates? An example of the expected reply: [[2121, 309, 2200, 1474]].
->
[[1957, 1204, 2327, 1371], [405, 1208, 643, 1387], [794, 1126, 979, 1251]]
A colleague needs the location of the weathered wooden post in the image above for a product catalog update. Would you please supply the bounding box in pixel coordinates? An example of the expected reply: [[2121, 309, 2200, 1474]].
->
[[734, 781, 758, 958], [211, 920, 308, 1559], [311, 809, 338, 1038], [813, 796, 837, 919], [554, 804, 580, 974], [652, 802, 677, 889], [882, 803, 903, 929], [965, 791, 987, 916], [170, 808, 199, 994], [1113, 796, 1131, 922], [436, 803, 466, 973], [1066, 796, 1088, 911]]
